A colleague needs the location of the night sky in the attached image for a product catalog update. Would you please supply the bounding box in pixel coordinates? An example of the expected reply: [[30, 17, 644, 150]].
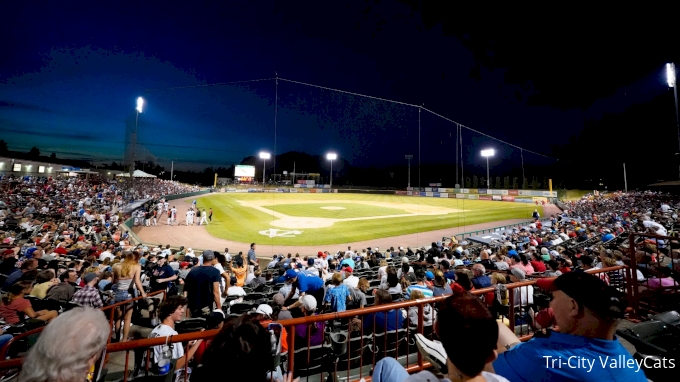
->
[[1, 2, 677, 177]]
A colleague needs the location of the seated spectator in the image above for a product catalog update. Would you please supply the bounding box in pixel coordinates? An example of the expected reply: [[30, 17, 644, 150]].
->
[[72, 272, 103, 308], [509, 268, 533, 307], [405, 270, 434, 299], [149, 296, 203, 377], [293, 295, 325, 346], [46, 269, 78, 305], [545, 260, 562, 277], [253, 304, 289, 353], [347, 278, 368, 310], [324, 272, 350, 312], [30, 269, 57, 299], [471, 264, 491, 289], [272, 293, 293, 320], [0, 281, 58, 324], [478, 250, 497, 271], [193, 314, 274, 381], [342, 266, 359, 288], [373, 291, 508, 382], [381, 270, 403, 294], [2, 258, 38, 291], [490, 272, 647, 381], [432, 270, 452, 296], [404, 290, 436, 327], [528, 252, 546, 273], [647, 266, 679, 289], [18, 307, 109, 382], [510, 254, 535, 275], [364, 290, 404, 333]]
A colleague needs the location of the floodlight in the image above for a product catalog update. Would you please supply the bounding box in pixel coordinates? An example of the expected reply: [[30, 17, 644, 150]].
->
[[667, 63, 676, 88], [136, 97, 144, 113], [259, 152, 271, 159], [481, 149, 495, 157]]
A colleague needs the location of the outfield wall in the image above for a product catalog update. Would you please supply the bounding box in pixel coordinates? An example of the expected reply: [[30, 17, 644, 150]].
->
[[217, 186, 553, 203]]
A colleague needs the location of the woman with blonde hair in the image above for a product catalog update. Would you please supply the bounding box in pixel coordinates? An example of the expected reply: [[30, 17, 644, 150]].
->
[[112, 251, 146, 342]]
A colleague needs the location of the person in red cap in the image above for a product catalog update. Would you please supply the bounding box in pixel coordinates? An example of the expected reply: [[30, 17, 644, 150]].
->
[[487, 272, 647, 381]]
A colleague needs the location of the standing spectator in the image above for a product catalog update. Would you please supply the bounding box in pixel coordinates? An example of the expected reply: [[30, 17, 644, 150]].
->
[[71, 272, 103, 308], [248, 243, 258, 273], [18, 308, 109, 382], [281, 269, 325, 312], [183, 250, 222, 318], [208, 208, 213, 222], [150, 255, 177, 293]]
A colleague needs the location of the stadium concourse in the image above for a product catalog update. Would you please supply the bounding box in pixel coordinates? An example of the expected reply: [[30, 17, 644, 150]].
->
[[0, 175, 678, 381], [131, 194, 562, 255]]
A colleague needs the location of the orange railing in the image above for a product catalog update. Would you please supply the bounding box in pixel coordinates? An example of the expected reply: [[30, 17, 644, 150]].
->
[[0, 289, 167, 360], [0, 266, 630, 381]]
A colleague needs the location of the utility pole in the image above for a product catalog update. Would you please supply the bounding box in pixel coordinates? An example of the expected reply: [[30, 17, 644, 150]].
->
[[405, 155, 413, 188]]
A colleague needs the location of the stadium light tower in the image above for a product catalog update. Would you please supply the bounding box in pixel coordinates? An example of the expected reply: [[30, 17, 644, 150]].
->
[[259, 151, 271, 189], [131, 96, 144, 176], [326, 153, 337, 187], [405, 155, 413, 188], [667, 63, 680, 179], [481, 149, 495, 188]]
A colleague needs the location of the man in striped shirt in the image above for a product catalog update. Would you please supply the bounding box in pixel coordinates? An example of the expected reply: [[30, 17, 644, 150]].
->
[[405, 270, 434, 299]]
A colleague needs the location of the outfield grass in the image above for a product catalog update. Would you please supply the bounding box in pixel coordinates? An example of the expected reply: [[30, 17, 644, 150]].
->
[[195, 193, 543, 246]]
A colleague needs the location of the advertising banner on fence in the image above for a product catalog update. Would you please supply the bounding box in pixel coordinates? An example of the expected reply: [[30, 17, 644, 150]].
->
[[425, 187, 432, 192], [492, 195, 502, 200], [429, 183, 442, 187], [396, 191, 407, 195], [456, 193, 465, 199], [479, 195, 492, 200], [467, 194, 479, 200], [426, 192, 433, 197], [508, 189, 519, 195], [433, 192, 440, 197], [469, 189, 479, 194], [514, 198, 533, 203], [461, 189, 469, 194], [407, 191, 413, 196], [309, 188, 317, 193], [477, 189, 488, 195], [440, 193, 448, 198], [491, 189, 508, 195], [502, 195, 515, 202]]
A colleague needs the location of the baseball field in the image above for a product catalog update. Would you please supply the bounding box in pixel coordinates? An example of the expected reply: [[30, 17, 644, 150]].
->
[[192, 193, 543, 246]]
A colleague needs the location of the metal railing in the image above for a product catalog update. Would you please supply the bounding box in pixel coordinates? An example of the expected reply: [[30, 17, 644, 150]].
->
[[0, 289, 167, 360], [0, 267, 629, 381]]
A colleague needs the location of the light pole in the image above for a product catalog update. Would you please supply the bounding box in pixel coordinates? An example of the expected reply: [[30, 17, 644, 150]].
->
[[481, 149, 495, 188], [405, 154, 413, 188], [326, 153, 337, 188], [131, 97, 144, 177], [259, 152, 271, 190], [667, 63, 680, 179]]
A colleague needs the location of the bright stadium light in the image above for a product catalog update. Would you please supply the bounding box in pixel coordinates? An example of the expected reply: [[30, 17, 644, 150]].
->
[[481, 149, 495, 188], [326, 153, 337, 188], [136, 97, 144, 113], [667, 63, 676, 88], [259, 151, 271, 189], [667, 63, 680, 179]]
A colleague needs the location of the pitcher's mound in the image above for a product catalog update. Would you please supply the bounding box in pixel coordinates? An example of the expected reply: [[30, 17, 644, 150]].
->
[[270, 217, 335, 229], [320, 206, 346, 210]]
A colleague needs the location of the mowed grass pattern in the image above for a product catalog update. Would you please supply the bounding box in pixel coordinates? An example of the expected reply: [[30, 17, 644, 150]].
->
[[196, 193, 543, 246], [266, 203, 409, 219]]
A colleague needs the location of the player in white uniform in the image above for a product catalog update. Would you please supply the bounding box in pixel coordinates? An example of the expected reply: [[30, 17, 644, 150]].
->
[[185, 209, 193, 226], [170, 207, 177, 224], [163, 201, 169, 212], [199, 209, 209, 225]]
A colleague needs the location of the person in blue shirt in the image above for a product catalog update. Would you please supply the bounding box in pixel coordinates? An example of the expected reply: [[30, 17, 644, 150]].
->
[[364, 289, 404, 333], [323, 273, 350, 312], [471, 264, 492, 289], [340, 254, 355, 270], [280, 269, 325, 313], [601, 229, 615, 242], [489, 272, 647, 382]]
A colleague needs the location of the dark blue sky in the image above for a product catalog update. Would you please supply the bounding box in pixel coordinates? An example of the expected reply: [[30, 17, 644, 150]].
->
[[0, 1, 675, 173]]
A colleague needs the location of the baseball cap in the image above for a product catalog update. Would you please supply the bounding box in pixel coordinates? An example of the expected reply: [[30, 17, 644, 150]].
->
[[342, 266, 353, 273], [83, 272, 98, 284], [401, 256, 410, 264], [272, 294, 285, 306], [308, 258, 315, 266], [510, 267, 526, 281], [179, 261, 189, 268], [508, 249, 518, 256], [425, 271, 435, 280], [299, 295, 317, 311], [255, 304, 273, 316], [202, 249, 215, 261], [284, 269, 298, 280], [536, 272, 627, 320]]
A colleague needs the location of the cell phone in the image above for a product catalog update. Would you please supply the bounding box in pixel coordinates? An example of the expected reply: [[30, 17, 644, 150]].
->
[[2, 325, 10, 331]]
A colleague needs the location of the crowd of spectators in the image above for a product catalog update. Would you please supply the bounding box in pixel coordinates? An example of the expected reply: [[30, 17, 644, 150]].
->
[[2, 188, 680, 381]]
